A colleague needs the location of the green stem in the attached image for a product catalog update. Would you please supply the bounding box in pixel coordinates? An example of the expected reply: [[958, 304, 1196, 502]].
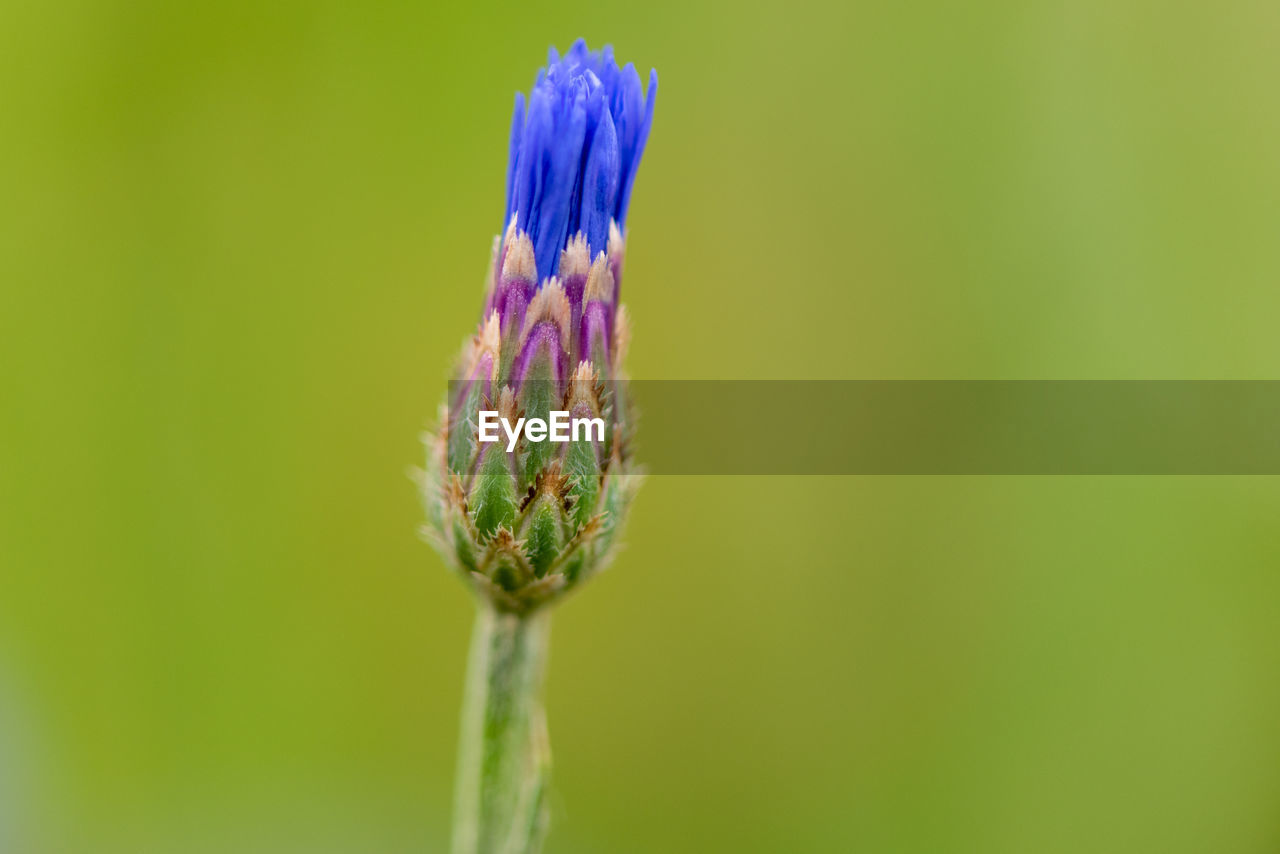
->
[[451, 605, 551, 854]]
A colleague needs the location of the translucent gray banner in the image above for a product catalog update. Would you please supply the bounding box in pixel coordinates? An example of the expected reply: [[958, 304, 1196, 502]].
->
[[447, 381, 1280, 474]]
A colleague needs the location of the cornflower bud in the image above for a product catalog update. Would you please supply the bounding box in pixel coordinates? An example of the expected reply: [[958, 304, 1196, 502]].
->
[[423, 39, 656, 614]]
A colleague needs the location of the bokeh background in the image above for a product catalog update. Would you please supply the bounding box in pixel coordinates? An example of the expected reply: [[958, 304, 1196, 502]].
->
[[4, 1, 1280, 851]]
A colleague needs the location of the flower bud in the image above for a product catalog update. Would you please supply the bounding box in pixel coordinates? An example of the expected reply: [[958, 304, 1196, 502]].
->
[[422, 40, 655, 613]]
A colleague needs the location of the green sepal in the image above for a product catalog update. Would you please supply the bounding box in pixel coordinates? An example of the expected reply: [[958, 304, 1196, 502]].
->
[[478, 529, 535, 593], [545, 511, 605, 585], [489, 561, 523, 592], [563, 431, 601, 533], [469, 445, 518, 539], [448, 381, 484, 474], [451, 514, 478, 573], [595, 470, 635, 558], [522, 494, 564, 578], [559, 551, 586, 585], [516, 356, 560, 488]]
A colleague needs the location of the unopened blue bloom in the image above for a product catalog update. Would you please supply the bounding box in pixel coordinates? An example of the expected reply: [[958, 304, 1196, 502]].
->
[[504, 39, 658, 284], [426, 40, 656, 617]]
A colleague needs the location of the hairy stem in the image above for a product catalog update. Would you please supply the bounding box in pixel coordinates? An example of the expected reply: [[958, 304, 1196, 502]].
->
[[451, 605, 551, 854]]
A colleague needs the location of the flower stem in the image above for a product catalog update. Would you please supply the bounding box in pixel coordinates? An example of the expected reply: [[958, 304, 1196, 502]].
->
[[451, 604, 551, 854]]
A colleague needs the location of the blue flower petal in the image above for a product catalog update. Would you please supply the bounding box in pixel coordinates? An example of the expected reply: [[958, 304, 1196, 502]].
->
[[503, 41, 656, 282]]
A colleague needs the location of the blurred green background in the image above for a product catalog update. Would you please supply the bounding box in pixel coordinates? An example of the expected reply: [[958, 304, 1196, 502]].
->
[[3, 1, 1280, 851]]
